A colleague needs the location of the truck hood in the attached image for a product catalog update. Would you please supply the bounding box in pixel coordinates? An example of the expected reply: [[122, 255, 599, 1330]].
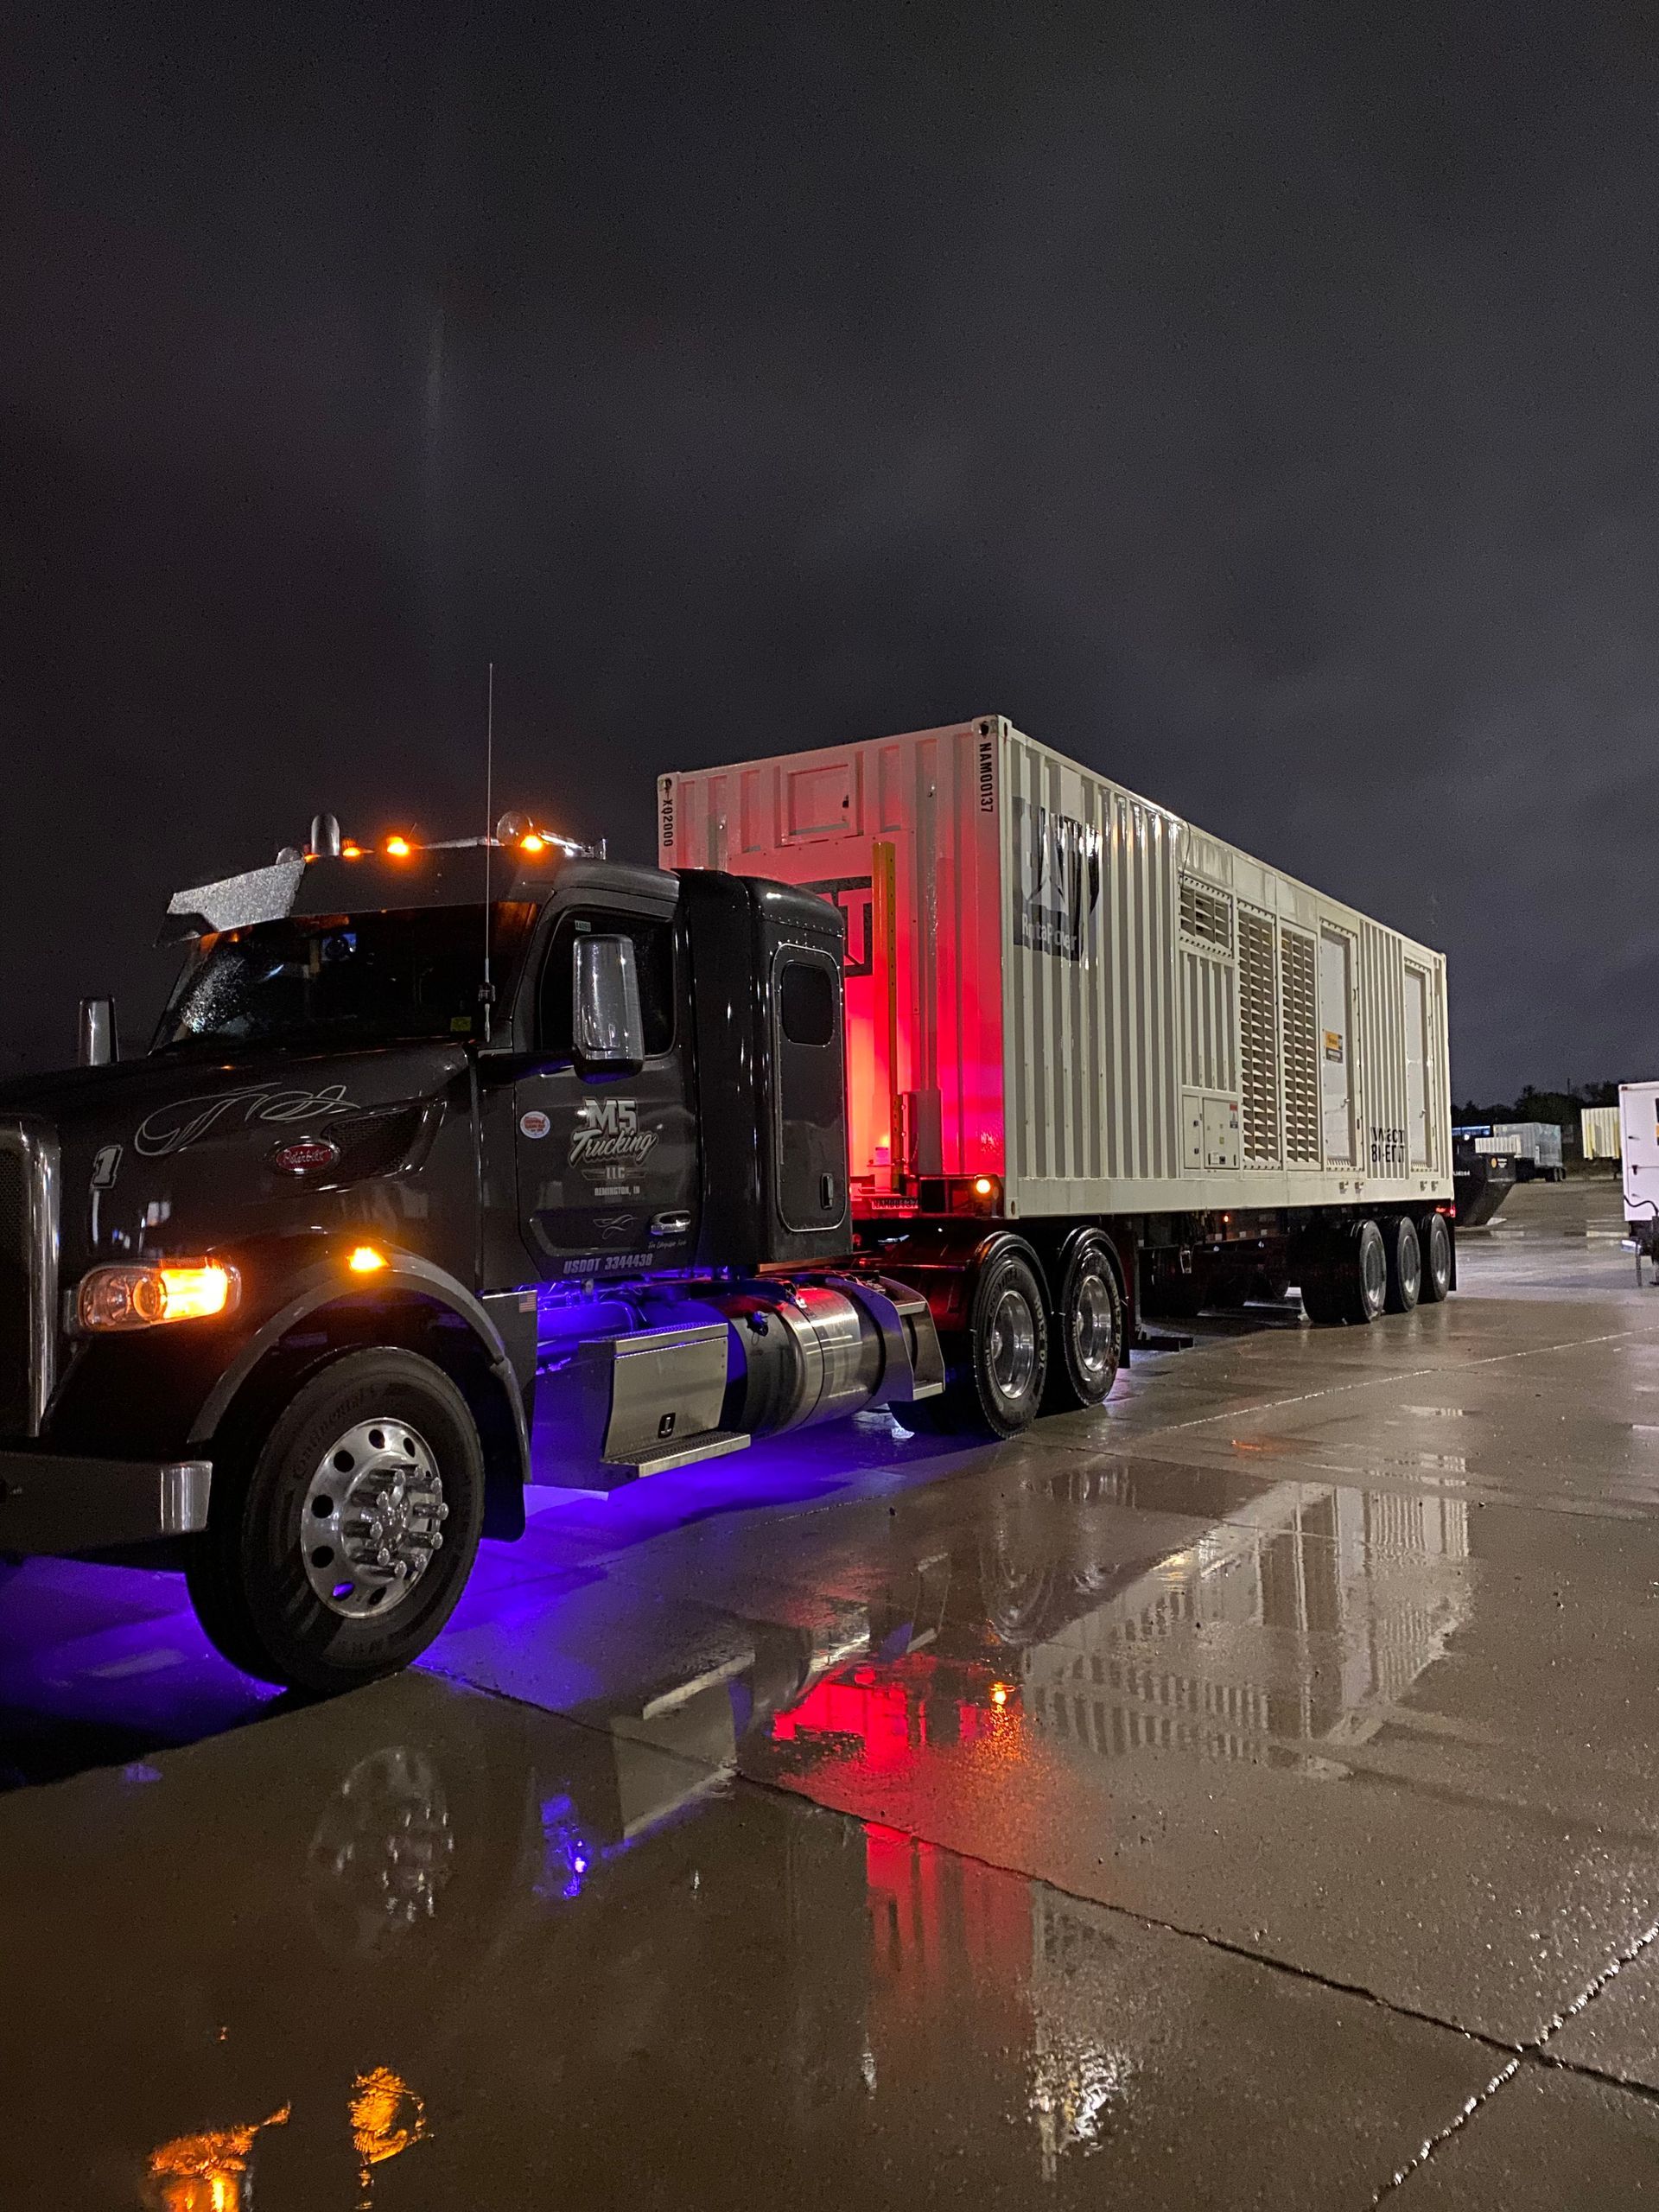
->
[[0, 1044, 469, 1275]]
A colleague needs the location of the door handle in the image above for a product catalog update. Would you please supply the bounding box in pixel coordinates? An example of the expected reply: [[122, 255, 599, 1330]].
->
[[650, 1210, 692, 1237]]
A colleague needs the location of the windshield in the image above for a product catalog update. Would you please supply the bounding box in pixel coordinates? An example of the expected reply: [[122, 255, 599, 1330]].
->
[[155, 903, 537, 1052]]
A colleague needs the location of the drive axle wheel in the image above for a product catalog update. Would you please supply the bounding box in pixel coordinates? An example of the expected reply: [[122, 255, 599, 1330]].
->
[[906, 1245, 1048, 1440], [188, 1349, 485, 1695], [1043, 1236, 1124, 1412]]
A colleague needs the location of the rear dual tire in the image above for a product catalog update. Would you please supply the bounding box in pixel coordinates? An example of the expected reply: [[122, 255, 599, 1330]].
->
[[906, 1246, 1049, 1440], [1300, 1218, 1389, 1325], [1042, 1236, 1124, 1413]]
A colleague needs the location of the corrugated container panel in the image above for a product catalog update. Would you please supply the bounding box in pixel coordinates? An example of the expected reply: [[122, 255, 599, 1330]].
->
[[662, 715, 1451, 1217], [1358, 920, 1408, 1179]]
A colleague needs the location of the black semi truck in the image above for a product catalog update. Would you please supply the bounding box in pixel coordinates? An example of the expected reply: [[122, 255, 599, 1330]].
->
[[0, 822, 998, 1693]]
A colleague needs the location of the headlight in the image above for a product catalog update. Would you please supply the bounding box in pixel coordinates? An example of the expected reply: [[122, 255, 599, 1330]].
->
[[78, 1261, 240, 1332]]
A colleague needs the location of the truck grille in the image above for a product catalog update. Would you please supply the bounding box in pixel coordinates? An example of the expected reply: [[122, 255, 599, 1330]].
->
[[0, 1122, 60, 1437]]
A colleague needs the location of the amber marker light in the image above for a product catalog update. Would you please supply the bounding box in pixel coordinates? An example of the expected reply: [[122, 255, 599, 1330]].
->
[[347, 1244, 388, 1274], [520, 831, 547, 854], [79, 1261, 238, 1332], [341, 841, 365, 858], [385, 835, 413, 858]]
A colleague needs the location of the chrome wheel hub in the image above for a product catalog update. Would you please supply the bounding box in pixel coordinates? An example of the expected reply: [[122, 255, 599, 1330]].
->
[[988, 1287, 1038, 1402], [1072, 1270, 1116, 1380], [302, 1418, 448, 1619]]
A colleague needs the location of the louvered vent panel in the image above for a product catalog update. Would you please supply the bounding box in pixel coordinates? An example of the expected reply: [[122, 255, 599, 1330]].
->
[[1281, 926, 1320, 1163], [1181, 951, 1236, 1091], [1179, 876, 1233, 954], [1238, 908, 1280, 1163]]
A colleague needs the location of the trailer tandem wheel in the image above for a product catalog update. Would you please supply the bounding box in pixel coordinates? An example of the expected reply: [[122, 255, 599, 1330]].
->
[[1384, 1217, 1422, 1313], [1418, 1211, 1453, 1303], [1300, 1218, 1389, 1326]]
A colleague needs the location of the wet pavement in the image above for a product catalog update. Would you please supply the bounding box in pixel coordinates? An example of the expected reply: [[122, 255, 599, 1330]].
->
[[6, 1175, 1659, 2205]]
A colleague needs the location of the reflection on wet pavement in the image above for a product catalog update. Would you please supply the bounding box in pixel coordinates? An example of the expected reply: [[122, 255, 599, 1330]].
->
[[5, 1179, 1659, 2202]]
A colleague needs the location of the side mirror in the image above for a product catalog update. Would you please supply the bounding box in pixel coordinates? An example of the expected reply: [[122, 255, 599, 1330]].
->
[[573, 936, 645, 1077], [78, 996, 118, 1067]]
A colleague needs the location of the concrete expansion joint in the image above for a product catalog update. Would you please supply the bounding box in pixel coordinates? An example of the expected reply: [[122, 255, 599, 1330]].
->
[[1375, 1914, 1659, 2200]]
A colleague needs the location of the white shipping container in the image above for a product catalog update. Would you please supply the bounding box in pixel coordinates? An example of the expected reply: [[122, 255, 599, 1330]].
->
[[1620, 1084, 1659, 1230], [661, 715, 1452, 1222], [1581, 1105, 1620, 1161]]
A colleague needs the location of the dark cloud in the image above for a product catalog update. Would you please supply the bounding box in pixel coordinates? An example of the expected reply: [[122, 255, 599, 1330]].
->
[[4, 0, 1656, 1090]]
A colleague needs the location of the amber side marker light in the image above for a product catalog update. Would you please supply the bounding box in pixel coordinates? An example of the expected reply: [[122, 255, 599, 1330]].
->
[[520, 832, 547, 854], [385, 835, 413, 858], [79, 1262, 238, 1332], [347, 1244, 389, 1274]]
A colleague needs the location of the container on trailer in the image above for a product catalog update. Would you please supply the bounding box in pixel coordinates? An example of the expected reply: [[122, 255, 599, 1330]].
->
[[661, 715, 1452, 1223], [1581, 1105, 1620, 1162], [1477, 1122, 1564, 1179]]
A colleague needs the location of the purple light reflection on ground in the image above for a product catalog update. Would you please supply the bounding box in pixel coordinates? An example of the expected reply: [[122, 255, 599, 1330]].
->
[[0, 1411, 980, 1789]]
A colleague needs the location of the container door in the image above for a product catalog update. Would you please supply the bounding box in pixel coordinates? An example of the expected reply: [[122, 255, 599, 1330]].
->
[[1404, 966, 1429, 1170], [1319, 928, 1354, 1166]]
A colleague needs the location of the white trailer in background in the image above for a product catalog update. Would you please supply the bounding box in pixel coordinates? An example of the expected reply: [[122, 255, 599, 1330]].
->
[[1581, 1105, 1621, 1162], [1620, 1084, 1659, 1274], [663, 715, 1455, 1353]]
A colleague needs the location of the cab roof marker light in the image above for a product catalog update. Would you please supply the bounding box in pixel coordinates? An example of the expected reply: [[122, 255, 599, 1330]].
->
[[347, 1244, 388, 1274], [385, 835, 413, 858]]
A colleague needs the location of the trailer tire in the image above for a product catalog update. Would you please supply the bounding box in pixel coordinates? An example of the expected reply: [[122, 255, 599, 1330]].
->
[[1042, 1236, 1123, 1412], [187, 1348, 486, 1695], [906, 1247, 1048, 1440], [1384, 1217, 1421, 1313], [1418, 1211, 1453, 1304], [1300, 1220, 1388, 1325]]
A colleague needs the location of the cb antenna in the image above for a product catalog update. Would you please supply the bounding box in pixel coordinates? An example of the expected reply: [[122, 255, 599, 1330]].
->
[[481, 660, 495, 1043]]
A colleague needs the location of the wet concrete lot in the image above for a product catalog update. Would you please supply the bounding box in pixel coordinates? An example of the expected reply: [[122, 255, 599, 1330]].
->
[[5, 1178, 1659, 2206]]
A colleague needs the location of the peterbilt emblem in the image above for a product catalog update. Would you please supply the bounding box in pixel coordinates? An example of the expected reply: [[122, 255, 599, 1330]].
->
[[270, 1137, 341, 1176]]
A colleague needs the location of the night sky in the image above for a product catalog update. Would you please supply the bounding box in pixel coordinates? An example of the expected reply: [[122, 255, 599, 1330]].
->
[[5, 3, 1656, 1095]]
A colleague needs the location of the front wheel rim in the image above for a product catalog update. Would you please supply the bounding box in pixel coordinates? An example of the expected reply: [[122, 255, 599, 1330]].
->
[[301, 1417, 449, 1619]]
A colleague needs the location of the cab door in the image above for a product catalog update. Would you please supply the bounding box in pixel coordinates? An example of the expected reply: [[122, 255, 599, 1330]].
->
[[512, 905, 698, 1281]]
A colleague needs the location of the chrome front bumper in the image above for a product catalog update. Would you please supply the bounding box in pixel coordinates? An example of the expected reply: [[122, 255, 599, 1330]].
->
[[0, 1451, 211, 1554]]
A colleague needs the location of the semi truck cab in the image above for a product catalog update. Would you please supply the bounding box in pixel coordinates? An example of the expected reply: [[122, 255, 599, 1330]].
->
[[0, 821, 955, 1692]]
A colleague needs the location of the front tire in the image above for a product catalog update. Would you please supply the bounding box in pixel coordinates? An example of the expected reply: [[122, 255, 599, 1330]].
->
[[906, 1245, 1048, 1440], [188, 1349, 486, 1695], [1042, 1236, 1124, 1412]]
